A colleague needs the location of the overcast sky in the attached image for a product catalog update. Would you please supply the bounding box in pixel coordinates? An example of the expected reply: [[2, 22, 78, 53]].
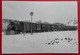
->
[[2, 1, 78, 24]]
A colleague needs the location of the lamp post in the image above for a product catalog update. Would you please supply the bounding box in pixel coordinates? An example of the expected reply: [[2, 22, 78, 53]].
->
[[30, 12, 33, 35]]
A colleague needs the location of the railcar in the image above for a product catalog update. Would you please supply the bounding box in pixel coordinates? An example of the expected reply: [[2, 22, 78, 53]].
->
[[41, 24, 48, 32], [46, 24, 51, 31], [5, 20, 77, 35], [36, 23, 41, 32], [65, 26, 77, 31], [32, 23, 37, 32]]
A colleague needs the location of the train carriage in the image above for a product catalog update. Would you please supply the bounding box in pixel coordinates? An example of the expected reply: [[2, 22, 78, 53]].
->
[[24, 22, 31, 33], [36, 23, 42, 32], [4, 19, 77, 35], [46, 24, 51, 31], [41, 24, 50, 32], [32, 23, 37, 32]]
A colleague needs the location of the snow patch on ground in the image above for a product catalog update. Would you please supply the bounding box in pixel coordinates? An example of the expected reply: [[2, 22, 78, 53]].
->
[[2, 31, 78, 54]]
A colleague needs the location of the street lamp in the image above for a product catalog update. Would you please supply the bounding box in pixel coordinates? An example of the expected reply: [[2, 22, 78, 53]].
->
[[30, 12, 33, 35]]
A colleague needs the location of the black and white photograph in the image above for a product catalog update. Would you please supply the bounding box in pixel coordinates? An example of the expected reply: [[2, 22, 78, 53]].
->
[[2, 1, 78, 53]]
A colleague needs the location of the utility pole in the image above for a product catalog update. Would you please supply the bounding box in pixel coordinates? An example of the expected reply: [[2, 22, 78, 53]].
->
[[23, 21, 25, 36], [30, 12, 33, 35]]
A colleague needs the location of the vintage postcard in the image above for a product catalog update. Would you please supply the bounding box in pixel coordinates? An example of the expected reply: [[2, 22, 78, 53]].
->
[[2, 1, 78, 54]]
